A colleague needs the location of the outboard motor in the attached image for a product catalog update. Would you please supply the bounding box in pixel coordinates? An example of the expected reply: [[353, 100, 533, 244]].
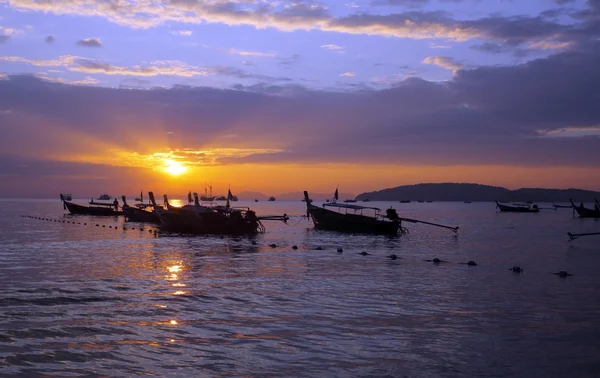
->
[[386, 208, 400, 220]]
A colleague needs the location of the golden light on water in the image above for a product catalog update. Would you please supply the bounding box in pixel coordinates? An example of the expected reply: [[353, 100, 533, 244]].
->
[[173, 291, 186, 296], [163, 160, 186, 176], [170, 320, 178, 325], [168, 265, 182, 273]]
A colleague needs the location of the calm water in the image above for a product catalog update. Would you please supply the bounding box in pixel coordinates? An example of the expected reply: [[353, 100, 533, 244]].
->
[[1, 199, 599, 377]]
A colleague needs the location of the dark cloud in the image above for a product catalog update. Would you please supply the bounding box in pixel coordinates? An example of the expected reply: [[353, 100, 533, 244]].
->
[[76, 38, 103, 47], [45, 35, 55, 44], [1, 42, 600, 188], [371, 0, 465, 7]]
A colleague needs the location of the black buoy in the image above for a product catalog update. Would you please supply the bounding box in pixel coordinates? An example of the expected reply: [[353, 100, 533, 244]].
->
[[251, 241, 257, 245], [315, 246, 323, 250], [552, 271, 573, 277], [269, 244, 277, 248], [358, 251, 370, 256], [337, 247, 343, 253], [388, 254, 398, 260], [292, 245, 298, 250], [509, 266, 523, 273], [466, 260, 477, 266], [424, 258, 445, 263]]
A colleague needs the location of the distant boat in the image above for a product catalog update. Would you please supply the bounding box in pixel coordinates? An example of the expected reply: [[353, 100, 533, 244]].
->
[[426, 200, 433, 203], [215, 195, 227, 201], [417, 200, 424, 203], [268, 196, 276, 201], [200, 184, 215, 202], [552, 203, 571, 209], [495, 201, 539, 213], [399, 200, 411, 203], [255, 199, 259, 202], [97, 194, 111, 200], [464, 201, 472, 203]]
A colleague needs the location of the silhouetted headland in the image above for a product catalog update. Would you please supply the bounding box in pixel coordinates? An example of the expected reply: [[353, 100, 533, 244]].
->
[[355, 183, 600, 202]]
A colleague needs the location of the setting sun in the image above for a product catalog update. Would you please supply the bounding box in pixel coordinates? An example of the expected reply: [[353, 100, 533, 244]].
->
[[163, 160, 187, 176]]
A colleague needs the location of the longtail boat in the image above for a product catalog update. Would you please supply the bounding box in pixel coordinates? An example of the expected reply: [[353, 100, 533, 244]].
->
[[569, 199, 600, 218], [149, 191, 288, 235], [121, 195, 160, 223], [304, 191, 401, 235], [60, 194, 122, 216], [495, 201, 540, 213]]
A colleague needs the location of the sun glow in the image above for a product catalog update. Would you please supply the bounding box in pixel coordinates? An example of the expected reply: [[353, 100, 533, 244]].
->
[[163, 160, 186, 176]]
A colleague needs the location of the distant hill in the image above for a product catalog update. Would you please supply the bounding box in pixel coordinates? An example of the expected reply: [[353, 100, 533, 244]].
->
[[356, 183, 600, 202]]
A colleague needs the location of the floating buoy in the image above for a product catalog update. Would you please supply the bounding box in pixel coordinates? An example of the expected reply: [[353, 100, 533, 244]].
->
[[466, 260, 477, 266], [251, 241, 257, 245], [388, 254, 398, 260], [358, 251, 370, 256], [509, 266, 523, 273], [292, 245, 298, 250], [337, 248, 343, 253], [269, 244, 277, 248], [315, 246, 323, 250]]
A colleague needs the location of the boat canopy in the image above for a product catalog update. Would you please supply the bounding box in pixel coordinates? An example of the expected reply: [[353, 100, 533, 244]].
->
[[323, 202, 381, 212]]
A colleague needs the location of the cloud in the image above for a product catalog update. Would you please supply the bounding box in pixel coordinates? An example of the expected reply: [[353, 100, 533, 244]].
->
[[340, 72, 356, 77], [5, 0, 597, 48], [37, 75, 100, 86], [422, 56, 463, 72], [227, 49, 277, 57], [321, 44, 344, 50], [171, 30, 193, 36], [76, 38, 103, 47], [0, 55, 289, 82], [45, 35, 55, 43], [2, 41, 600, 184]]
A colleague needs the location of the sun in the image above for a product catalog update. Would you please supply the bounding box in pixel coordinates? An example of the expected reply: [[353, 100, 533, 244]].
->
[[163, 160, 187, 176]]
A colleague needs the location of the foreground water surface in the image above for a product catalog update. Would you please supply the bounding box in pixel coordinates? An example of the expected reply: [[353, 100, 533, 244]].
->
[[1, 199, 599, 377]]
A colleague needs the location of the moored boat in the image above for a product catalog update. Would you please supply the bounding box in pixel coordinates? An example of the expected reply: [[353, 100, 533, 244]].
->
[[569, 199, 600, 218], [304, 191, 401, 235], [268, 196, 276, 201], [121, 195, 161, 223], [495, 201, 540, 213], [60, 194, 122, 216]]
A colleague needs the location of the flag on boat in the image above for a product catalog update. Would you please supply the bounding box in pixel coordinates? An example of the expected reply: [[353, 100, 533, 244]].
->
[[334, 188, 339, 201], [187, 191, 192, 204], [140, 191, 143, 203], [226, 189, 233, 209]]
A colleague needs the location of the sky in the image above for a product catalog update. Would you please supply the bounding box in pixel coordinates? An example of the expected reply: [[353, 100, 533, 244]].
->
[[1, 0, 600, 198]]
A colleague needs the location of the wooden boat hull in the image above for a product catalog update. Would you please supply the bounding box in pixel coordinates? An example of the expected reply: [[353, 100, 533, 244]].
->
[[64, 201, 122, 216], [496, 202, 539, 213], [123, 206, 160, 223], [307, 205, 399, 235], [157, 209, 260, 235], [570, 200, 600, 218]]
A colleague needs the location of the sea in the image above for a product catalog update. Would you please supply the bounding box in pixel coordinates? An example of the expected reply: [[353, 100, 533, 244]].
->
[[0, 199, 599, 377]]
